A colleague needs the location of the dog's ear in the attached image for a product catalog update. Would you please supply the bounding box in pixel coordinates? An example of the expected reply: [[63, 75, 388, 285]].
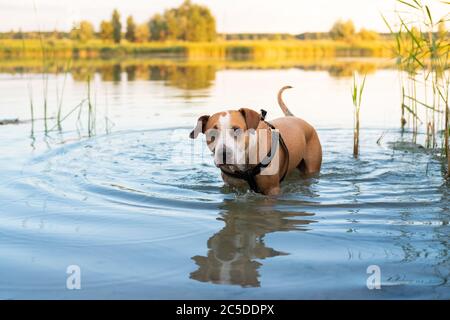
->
[[189, 115, 210, 139], [239, 108, 261, 130]]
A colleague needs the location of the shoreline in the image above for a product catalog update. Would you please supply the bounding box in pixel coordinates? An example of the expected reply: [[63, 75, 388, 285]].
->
[[0, 39, 394, 60]]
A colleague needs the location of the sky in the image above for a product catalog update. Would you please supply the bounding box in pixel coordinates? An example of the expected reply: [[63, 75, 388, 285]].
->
[[0, 0, 447, 33]]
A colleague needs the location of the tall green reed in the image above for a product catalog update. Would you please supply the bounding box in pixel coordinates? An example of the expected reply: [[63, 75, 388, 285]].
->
[[87, 76, 96, 137], [33, 0, 49, 133], [383, 0, 449, 176], [22, 34, 35, 137], [56, 59, 72, 131], [351, 72, 366, 158]]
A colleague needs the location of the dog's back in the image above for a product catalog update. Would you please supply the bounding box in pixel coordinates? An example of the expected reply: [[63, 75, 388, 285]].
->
[[272, 86, 322, 174]]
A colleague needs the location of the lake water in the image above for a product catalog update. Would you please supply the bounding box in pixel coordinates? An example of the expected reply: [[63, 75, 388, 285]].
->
[[0, 59, 449, 299]]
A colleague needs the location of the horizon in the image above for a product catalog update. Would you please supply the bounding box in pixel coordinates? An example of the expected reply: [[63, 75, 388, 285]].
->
[[0, 0, 447, 34]]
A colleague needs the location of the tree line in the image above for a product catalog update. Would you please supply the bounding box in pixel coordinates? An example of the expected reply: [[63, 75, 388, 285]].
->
[[3, 1, 444, 44], [72, 0, 216, 43], [69, 17, 386, 43]]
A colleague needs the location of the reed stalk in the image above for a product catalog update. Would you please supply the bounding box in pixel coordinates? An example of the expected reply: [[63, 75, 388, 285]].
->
[[33, 1, 49, 133], [383, 0, 449, 176], [351, 72, 366, 158], [48, 99, 86, 132], [87, 76, 94, 137], [27, 81, 34, 137], [56, 59, 71, 130], [22, 34, 35, 137]]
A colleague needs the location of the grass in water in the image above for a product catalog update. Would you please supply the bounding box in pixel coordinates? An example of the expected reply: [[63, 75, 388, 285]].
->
[[87, 76, 95, 137], [56, 59, 72, 131], [351, 72, 366, 158], [383, 0, 449, 176]]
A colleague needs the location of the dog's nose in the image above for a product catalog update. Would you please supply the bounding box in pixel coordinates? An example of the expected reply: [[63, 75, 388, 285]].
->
[[222, 149, 228, 164], [218, 147, 232, 164]]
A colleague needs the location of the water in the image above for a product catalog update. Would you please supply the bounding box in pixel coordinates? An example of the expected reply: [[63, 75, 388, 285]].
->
[[0, 59, 449, 299]]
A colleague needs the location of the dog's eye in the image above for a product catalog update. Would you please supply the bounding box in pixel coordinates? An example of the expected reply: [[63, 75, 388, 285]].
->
[[232, 127, 243, 138]]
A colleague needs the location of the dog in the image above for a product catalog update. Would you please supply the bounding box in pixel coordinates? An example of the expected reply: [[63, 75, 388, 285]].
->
[[189, 86, 322, 195]]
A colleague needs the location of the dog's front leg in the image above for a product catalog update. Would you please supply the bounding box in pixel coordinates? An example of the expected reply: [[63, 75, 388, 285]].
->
[[255, 175, 281, 196], [263, 186, 281, 196]]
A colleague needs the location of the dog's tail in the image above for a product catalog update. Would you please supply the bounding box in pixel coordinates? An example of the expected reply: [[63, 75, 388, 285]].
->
[[277, 86, 294, 117]]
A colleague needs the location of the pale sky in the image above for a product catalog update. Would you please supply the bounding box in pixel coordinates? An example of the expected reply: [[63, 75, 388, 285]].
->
[[0, 0, 447, 33]]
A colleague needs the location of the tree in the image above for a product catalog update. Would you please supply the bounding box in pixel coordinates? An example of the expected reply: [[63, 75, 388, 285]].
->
[[111, 9, 122, 43], [13, 28, 24, 39], [202, 6, 216, 41], [148, 13, 168, 41], [438, 21, 447, 40], [70, 20, 94, 43], [51, 29, 61, 40], [125, 15, 137, 42], [100, 20, 114, 42], [358, 28, 379, 41], [184, 3, 216, 41], [148, 0, 216, 42], [135, 24, 150, 43], [164, 8, 180, 40], [330, 19, 356, 40]]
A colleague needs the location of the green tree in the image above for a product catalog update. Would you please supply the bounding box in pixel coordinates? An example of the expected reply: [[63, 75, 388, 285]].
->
[[111, 9, 122, 43], [330, 19, 356, 40], [148, 0, 216, 42], [135, 24, 150, 43], [148, 13, 168, 41], [186, 3, 216, 41], [70, 20, 94, 43], [100, 20, 114, 42], [125, 15, 137, 42], [164, 8, 180, 40]]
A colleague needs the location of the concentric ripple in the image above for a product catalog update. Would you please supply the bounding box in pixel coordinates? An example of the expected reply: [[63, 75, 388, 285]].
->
[[0, 127, 449, 299]]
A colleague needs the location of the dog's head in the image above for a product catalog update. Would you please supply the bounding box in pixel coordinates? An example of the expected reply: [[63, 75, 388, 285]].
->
[[189, 108, 263, 169]]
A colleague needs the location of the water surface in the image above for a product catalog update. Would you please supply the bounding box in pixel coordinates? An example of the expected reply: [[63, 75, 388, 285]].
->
[[0, 59, 448, 299]]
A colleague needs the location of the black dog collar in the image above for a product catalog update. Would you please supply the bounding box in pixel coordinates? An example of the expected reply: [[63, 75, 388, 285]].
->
[[220, 110, 289, 193]]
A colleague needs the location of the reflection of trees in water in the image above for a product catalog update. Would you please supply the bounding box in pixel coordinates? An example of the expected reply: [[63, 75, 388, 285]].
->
[[99, 64, 122, 82], [148, 65, 167, 81], [79, 62, 377, 88], [327, 62, 377, 77], [70, 66, 95, 82], [125, 65, 136, 81], [154, 65, 216, 90], [81, 63, 216, 89], [0, 58, 389, 88], [190, 200, 316, 287]]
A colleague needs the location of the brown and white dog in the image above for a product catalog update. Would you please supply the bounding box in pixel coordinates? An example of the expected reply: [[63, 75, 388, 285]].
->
[[189, 86, 322, 195]]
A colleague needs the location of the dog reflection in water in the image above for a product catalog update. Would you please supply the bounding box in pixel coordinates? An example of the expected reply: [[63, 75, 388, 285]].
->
[[190, 201, 315, 287]]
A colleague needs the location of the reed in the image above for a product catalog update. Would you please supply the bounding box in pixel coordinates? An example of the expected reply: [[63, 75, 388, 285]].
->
[[32, 1, 50, 134], [48, 99, 86, 132], [351, 72, 366, 158], [27, 81, 34, 137], [383, 0, 449, 176], [56, 59, 71, 130], [86, 76, 95, 137], [22, 35, 35, 137]]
